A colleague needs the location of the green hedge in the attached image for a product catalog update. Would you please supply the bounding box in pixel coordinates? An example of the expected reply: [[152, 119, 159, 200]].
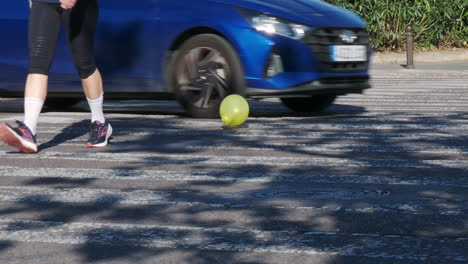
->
[[324, 0, 467, 51]]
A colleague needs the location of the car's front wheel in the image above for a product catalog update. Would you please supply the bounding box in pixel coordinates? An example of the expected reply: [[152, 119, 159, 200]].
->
[[280, 95, 337, 113], [169, 34, 245, 118]]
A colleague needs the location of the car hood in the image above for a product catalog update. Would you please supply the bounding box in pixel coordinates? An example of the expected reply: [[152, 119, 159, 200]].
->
[[209, 0, 365, 27]]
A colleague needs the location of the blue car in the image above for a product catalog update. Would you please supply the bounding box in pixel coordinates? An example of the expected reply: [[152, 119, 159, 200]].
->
[[0, 0, 371, 118]]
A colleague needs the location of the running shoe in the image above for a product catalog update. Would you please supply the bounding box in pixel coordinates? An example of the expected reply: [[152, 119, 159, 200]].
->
[[0, 121, 37, 153], [86, 121, 112, 148]]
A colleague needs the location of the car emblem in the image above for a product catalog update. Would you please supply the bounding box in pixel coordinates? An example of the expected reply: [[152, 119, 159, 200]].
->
[[339, 30, 358, 44]]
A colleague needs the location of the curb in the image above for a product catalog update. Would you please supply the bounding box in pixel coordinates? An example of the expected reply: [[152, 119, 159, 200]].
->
[[370, 69, 468, 78], [372, 50, 468, 64]]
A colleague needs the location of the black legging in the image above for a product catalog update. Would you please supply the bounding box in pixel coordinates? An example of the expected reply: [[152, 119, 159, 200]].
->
[[29, 0, 98, 79]]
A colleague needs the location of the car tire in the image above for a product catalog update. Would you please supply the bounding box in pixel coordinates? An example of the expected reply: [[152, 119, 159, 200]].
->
[[169, 34, 245, 118], [280, 95, 337, 113]]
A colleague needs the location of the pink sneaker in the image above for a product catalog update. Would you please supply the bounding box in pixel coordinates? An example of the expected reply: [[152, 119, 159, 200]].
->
[[86, 120, 113, 148], [0, 121, 38, 153]]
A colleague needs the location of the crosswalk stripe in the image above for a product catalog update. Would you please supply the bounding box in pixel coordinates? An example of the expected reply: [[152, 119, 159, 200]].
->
[[1, 151, 467, 169], [22, 140, 468, 155], [2, 112, 468, 124], [0, 218, 465, 261], [23, 128, 467, 141], [338, 99, 468, 103], [0, 166, 465, 187], [163, 142, 468, 154], [4, 117, 467, 127], [26, 123, 468, 135], [0, 184, 464, 215]]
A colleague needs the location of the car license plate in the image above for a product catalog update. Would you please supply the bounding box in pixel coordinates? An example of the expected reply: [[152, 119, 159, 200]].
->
[[330, 45, 367, 62]]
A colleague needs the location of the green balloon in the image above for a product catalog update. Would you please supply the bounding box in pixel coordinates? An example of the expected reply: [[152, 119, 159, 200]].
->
[[219, 94, 249, 126]]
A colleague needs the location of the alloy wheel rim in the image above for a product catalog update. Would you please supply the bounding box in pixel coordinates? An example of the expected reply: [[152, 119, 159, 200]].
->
[[176, 47, 230, 109]]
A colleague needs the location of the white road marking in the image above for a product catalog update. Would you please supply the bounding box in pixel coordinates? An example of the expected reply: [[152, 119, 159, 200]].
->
[[24, 128, 468, 141], [182, 143, 468, 154], [5, 117, 468, 131], [0, 218, 465, 261], [0, 116, 82, 123], [0, 166, 465, 187], [1, 151, 467, 169], [0, 185, 358, 211], [0, 185, 463, 215], [40, 141, 468, 155]]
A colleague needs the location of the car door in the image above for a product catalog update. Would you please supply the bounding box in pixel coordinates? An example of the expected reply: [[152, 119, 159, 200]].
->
[[94, 0, 163, 93], [0, 2, 83, 93], [0, 1, 163, 94], [0, 1, 30, 91]]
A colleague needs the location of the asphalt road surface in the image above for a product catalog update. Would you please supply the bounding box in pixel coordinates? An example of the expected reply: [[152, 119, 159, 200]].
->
[[0, 73, 467, 263]]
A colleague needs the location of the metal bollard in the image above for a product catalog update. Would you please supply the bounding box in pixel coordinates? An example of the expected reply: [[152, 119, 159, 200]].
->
[[406, 25, 415, 69]]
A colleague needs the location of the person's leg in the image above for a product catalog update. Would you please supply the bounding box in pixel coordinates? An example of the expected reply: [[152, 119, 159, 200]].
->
[[26, 2, 62, 135], [63, 0, 112, 147], [0, 2, 62, 153], [24, 74, 47, 136], [82, 69, 105, 123]]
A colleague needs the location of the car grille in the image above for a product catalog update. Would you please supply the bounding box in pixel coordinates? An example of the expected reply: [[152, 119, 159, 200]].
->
[[302, 28, 371, 72]]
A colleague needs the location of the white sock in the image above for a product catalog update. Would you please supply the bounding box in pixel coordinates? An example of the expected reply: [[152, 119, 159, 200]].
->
[[23, 97, 44, 135], [86, 93, 106, 123]]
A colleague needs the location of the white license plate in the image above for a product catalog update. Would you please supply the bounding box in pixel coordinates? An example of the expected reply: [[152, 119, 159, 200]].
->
[[330, 45, 367, 62]]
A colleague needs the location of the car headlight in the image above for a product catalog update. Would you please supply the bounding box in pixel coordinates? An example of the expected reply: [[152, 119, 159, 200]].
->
[[250, 16, 309, 40], [238, 9, 311, 40]]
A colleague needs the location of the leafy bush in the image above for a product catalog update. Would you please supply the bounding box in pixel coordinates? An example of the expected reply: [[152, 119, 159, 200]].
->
[[324, 0, 467, 51]]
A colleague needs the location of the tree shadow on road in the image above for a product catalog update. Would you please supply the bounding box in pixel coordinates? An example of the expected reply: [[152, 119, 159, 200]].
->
[[38, 120, 89, 152], [0, 100, 466, 263]]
